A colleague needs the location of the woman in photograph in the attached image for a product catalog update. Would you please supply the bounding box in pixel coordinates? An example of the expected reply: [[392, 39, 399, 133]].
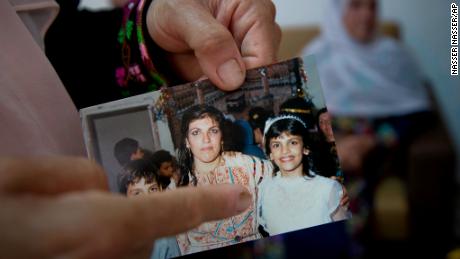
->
[[258, 114, 350, 236], [175, 104, 273, 254]]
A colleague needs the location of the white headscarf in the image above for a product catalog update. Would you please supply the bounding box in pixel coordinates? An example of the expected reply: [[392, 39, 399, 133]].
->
[[303, 0, 430, 118]]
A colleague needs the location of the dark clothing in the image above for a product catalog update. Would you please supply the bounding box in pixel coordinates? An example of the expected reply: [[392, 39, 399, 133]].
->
[[45, 0, 172, 109], [45, 1, 124, 109]]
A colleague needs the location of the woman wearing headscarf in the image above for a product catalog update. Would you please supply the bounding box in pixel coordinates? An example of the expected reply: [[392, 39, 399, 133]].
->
[[303, 0, 432, 174], [302, 0, 438, 251]]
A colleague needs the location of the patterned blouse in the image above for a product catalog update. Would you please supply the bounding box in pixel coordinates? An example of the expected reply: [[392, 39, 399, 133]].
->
[[176, 152, 273, 255]]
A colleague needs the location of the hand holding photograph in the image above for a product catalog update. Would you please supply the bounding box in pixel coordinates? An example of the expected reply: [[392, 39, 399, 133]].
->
[[80, 56, 350, 258]]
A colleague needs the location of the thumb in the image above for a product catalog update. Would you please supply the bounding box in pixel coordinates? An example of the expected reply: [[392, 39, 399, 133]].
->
[[193, 28, 246, 91], [147, 0, 246, 90]]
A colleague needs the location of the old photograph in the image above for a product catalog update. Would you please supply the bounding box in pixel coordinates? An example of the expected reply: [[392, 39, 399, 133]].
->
[[80, 56, 349, 258]]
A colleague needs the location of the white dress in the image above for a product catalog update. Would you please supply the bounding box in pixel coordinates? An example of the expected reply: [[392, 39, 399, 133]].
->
[[257, 172, 346, 236], [176, 153, 273, 254]]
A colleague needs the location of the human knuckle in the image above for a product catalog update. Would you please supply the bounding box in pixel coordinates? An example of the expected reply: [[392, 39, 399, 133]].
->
[[183, 191, 205, 227], [159, 0, 180, 10], [74, 158, 103, 175], [274, 23, 282, 38], [250, 0, 276, 19], [197, 31, 232, 53], [265, 0, 277, 18]]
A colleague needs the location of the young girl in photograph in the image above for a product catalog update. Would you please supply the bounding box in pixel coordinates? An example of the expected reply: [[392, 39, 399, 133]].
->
[[258, 115, 350, 236]]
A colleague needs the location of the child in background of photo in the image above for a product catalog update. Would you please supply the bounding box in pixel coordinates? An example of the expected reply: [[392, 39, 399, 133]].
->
[[120, 158, 181, 259], [248, 106, 273, 150], [233, 119, 266, 159], [113, 138, 146, 168], [258, 115, 350, 236], [151, 150, 181, 189]]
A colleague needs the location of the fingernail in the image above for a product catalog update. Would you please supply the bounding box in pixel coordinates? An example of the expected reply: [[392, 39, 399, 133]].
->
[[235, 187, 252, 213], [217, 59, 244, 90]]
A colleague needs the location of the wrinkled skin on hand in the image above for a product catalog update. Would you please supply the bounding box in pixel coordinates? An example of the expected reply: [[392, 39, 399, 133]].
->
[[147, 0, 281, 90], [0, 157, 251, 258]]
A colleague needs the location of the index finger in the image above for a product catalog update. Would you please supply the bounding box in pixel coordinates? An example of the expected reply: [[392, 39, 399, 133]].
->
[[130, 184, 252, 237], [50, 185, 251, 258]]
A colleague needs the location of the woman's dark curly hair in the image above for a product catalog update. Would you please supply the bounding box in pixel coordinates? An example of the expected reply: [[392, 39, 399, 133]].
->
[[177, 105, 226, 186]]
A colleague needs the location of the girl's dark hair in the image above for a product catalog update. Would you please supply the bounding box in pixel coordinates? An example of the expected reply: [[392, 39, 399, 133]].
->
[[264, 118, 314, 177], [177, 105, 226, 186], [119, 157, 170, 194]]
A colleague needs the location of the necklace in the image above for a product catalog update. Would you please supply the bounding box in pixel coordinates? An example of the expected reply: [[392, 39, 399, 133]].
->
[[194, 155, 223, 184]]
